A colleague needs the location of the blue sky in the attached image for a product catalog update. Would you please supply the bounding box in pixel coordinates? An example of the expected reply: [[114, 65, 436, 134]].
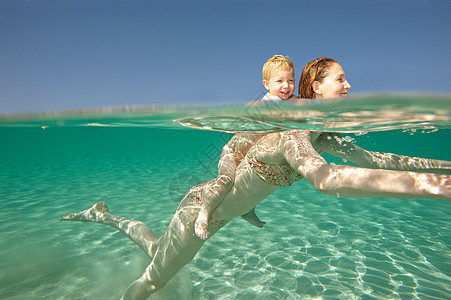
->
[[1, 0, 450, 114]]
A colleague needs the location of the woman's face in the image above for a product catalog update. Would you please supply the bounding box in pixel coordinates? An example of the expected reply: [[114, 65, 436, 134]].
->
[[314, 63, 351, 99]]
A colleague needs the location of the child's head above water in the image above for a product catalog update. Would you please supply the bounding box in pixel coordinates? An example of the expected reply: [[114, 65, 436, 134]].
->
[[262, 55, 295, 100]]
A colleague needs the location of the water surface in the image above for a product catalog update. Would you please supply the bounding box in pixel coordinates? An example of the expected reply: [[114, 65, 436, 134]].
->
[[1, 94, 450, 299]]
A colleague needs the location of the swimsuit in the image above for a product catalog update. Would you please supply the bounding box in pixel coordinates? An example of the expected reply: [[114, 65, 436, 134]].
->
[[260, 92, 296, 103], [247, 155, 303, 187], [260, 92, 283, 103], [176, 154, 302, 228]]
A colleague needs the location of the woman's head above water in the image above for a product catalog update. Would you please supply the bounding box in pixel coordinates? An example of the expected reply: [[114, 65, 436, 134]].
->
[[299, 57, 351, 99]]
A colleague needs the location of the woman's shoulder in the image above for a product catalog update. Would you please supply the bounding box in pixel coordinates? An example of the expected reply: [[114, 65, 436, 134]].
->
[[252, 131, 312, 146], [248, 131, 309, 163], [280, 130, 311, 140]]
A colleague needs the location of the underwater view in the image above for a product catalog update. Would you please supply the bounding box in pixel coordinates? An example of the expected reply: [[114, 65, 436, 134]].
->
[[1, 94, 450, 299]]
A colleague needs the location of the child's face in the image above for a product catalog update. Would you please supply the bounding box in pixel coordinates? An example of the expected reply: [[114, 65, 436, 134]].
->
[[263, 69, 295, 100]]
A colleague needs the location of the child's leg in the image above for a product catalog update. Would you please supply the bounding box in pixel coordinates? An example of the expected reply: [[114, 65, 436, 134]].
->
[[241, 207, 266, 228], [60, 201, 158, 258], [195, 175, 233, 240]]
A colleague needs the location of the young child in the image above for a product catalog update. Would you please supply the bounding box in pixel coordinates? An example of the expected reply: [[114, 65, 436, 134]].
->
[[194, 55, 296, 240], [260, 55, 297, 102]]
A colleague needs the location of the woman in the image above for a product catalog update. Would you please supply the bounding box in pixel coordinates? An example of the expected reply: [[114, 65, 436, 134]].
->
[[296, 57, 450, 173], [60, 58, 451, 299], [61, 131, 450, 299], [299, 57, 351, 99]]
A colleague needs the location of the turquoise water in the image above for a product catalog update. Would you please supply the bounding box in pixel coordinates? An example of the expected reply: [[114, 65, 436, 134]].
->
[[1, 96, 450, 299]]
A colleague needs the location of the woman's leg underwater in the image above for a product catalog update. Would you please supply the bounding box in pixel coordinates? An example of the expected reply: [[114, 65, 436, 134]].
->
[[60, 183, 229, 299], [60, 201, 158, 258], [122, 211, 228, 299]]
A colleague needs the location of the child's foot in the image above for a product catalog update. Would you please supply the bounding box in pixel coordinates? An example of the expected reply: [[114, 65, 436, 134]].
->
[[241, 209, 266, 228], [60, 201, 111, 223], [195, 216, 210, 240]]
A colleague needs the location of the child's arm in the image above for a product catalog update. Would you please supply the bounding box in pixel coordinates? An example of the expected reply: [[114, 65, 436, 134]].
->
[[195, 133, 264, 240]]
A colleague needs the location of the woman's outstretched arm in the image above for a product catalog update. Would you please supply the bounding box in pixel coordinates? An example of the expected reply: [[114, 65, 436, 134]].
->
[[282, 131, 451, 200], [317, 132, 451, 174]]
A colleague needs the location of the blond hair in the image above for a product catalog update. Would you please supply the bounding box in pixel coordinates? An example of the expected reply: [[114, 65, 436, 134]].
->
[[262, 55, 295, 81]]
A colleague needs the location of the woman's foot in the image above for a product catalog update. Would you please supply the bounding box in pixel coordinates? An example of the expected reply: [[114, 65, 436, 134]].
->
[[241, 208, 266, 228], [60, 201, 111, 223]]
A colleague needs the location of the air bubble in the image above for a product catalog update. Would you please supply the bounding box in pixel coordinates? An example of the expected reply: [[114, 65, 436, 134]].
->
[[330, 163, 336, 171]]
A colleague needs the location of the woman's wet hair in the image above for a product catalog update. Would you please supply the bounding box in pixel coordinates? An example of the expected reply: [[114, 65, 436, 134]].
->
[[299, 57, 337, 98]]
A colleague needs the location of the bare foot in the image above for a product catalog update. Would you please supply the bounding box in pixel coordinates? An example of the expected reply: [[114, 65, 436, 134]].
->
[[241, 209, 266, 228], [195, 216, 210, 240], [60, 201, 111, 223]]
